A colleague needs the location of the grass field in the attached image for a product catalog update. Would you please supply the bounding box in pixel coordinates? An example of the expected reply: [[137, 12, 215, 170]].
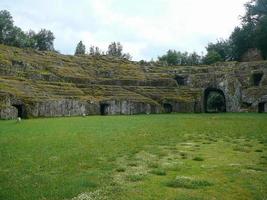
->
[[0, 114, 267, 200]]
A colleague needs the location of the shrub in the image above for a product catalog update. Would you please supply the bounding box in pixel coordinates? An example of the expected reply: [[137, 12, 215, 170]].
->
[[193, 156, 204, 161], [116, 167, 126, 172], [126, 174, 145, 182], [180, 152, 188, 159], [148, 162, 159, 168], [128, 162, 138, 167], [150, 168, 166, 176], [166, 176, 213, 189], [255, 149, 263, 152]]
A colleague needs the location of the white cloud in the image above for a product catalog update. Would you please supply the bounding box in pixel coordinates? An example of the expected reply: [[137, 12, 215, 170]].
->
[[88, 0, 247, 58], [0, 0, 247, 60]]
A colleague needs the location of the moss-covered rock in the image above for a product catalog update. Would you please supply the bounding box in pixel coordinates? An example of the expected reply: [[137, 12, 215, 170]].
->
[[0, 44, 266, 119]]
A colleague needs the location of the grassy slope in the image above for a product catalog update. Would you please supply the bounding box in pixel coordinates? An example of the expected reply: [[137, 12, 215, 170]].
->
[[0, 114, 267, 200]]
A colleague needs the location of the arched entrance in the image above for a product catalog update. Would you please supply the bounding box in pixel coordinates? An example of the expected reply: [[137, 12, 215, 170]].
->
[[163, 103, 172, 113], [204, 88, 226, 113], [12, 104, 27, 118], [100, 103, 109, 115]]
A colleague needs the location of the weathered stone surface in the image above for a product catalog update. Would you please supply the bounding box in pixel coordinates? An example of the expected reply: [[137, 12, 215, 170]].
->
[[0, 106, 18, 119], [28, 100, 88, 117], [100, 100, 161, 115], [241, 48, 263, 62], [0, 44, 266, 119]]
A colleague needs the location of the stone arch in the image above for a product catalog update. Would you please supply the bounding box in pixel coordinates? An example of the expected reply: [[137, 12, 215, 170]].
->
[[12, 104, 27, 118], [100, 103, 109, 115], [204, 88, 226, 113], [258, 102, 266, 113], [163, 103, 172, 113]]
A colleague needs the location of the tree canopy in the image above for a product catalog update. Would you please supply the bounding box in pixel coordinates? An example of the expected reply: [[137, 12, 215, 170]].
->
[[75, 41, 86, 55], [106, 42, 131, 60], [158, 50, 202, 66], [203, 0, 267, 63], [0, 10, 55, 51], [1, 0, 267, 64]]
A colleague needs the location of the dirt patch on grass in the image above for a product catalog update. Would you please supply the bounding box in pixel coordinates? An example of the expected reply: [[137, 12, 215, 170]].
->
[[71, 189, 107, 200]]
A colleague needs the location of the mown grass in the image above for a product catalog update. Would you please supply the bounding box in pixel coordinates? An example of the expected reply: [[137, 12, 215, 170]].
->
[[0, 113, 267, 200]]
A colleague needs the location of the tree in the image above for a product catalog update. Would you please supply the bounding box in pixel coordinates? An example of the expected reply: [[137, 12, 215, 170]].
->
[[122, 53, 132, 60], [204, 39, 233, 63], [187, 52, 202, 65], [229, 0, 267, 60], [107, 42, 123, 57], [230, 25, 256, 60], [158, 50, 202, 66], [8, 26, 29, 48], [89, 45, 102, 56], [158, 50, 179, 65], [0, 10, 32, 48], [201, 0, 267, 62], [25, 30, 37, 48], [75, 41, 86, 55], [33, 29, 55, 51], [203, 50, 223, 65], [249, 0, 267, 58], [0, 10, 14, 44], [106, 42, 131, 60], [255, 15, 267, 58], [0, 10, 55, 51], [242, 0, 267, 24]]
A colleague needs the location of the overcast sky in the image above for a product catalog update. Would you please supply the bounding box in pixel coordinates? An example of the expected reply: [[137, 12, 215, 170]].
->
[[0, 0, 248, 60]]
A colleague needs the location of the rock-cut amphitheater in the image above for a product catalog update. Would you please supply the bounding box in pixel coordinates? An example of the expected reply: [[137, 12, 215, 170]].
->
[[0, 44, 266, 119]]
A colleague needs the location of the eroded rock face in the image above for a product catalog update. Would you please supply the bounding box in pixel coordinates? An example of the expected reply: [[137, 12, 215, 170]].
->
[[241, 48, 263, 62], [28, 100, 88, 117], [100, 100, 161, 115], [0, 106, 18, 120], [0, 45, 266, 119]]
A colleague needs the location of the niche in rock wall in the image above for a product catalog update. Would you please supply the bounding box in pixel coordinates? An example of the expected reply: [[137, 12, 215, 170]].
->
[[12, 104, 27, 118], [251, 71, 264, 86], [258, 102, 266, 113], [174, 75, 186, 86], [163, 103, 172, 113], [100, 103, 109, 115]]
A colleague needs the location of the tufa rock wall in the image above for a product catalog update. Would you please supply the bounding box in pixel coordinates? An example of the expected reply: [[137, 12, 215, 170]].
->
[[0, 45, 266, 119]]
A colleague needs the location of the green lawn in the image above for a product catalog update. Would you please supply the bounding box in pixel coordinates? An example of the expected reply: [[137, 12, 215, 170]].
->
[[0, 114, 267, 200]]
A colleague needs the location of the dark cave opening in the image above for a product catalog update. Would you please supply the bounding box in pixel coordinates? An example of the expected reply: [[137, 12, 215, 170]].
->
[[12, 104, 27, 118], [258, 102, 266, 113], [204, 88, 226, 113], [251, 72, 264, 86], [163, 103, 172, 113], [100, 104, 109, 115], [174, 75, 186, 86]]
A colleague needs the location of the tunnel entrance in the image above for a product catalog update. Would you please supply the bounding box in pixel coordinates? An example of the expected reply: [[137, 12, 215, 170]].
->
[[258, 102, 266, 113], [12, 104, 27, 118], [163, 103, 172, 113], [100, 104, 109, 115], [204, 88, 226, 113]]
